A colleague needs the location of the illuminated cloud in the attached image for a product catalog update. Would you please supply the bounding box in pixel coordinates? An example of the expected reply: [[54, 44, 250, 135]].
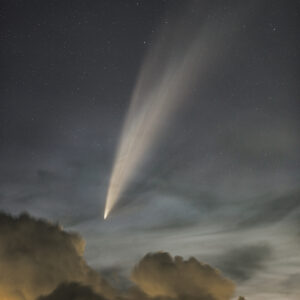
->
[[0, 211, 242, 300], [131, 252, 235, 300], [0, 212, 113, 300]]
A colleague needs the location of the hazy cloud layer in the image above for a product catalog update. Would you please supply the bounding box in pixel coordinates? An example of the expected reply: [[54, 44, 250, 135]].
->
[[282, 273, 300, 293], [238, 191, 300, 229]]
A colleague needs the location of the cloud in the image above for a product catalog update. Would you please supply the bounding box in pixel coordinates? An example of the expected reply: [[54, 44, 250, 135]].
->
[[37, 282, 106, 300], [0, 212, 113, 300], [216, 244, 271, 282], [238, 191, 300, 229], [282, 273, 300, 292], [0, 211, 240, 300], [131, 252, 235, 300]]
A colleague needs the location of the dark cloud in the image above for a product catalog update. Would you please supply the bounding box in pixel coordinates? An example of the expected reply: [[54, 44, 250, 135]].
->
[[37, 282, 106, 300], [131, 252, 235, 300], [0, 212, 114, 300], [216, 244, 272, 282], [100, 266, 132, 291]]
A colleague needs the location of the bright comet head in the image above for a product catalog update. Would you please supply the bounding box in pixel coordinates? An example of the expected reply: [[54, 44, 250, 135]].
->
[[103, 209, 107, 219]]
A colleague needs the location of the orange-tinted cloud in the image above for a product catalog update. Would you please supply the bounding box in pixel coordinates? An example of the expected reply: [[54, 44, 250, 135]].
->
[[0, 212, 113, 300], [131, 252, 235, 300], [0, 212, 240, 300]]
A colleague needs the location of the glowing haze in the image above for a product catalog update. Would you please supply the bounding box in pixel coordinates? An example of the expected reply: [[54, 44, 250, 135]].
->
[[104, 4, 243, 219]]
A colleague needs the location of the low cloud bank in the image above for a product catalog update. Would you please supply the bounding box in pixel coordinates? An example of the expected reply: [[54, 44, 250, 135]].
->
[[0, 212, 243, 300], [0, 212, 113, 300], [131, 252, 235, 300]]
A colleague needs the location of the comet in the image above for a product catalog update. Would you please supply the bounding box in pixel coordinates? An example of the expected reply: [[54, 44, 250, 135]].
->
[[104, 3, 247, 219]]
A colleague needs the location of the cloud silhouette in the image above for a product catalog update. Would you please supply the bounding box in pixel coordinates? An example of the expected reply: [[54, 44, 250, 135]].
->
[[37, 282, 107, 300]]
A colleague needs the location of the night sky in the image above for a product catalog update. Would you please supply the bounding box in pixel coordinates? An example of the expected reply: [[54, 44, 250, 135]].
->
[[1, 1, 300, 300]]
